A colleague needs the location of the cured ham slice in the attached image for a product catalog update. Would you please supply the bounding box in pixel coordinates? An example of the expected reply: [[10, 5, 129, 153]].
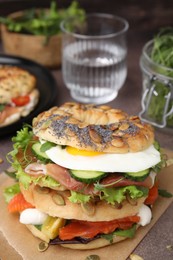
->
[[46, 164, 86, 191], [25, 163, 47, 176], [100, 173, 153, 188], [25, 162, 153, 195]]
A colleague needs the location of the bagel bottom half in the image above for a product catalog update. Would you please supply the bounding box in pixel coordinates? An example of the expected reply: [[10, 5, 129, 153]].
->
[[25, 224, 128, 250], [20, 183, 145, 250]]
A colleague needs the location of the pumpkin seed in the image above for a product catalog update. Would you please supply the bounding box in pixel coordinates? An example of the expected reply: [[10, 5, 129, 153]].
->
[[109, 123, 119, 131], [111, 137, 124, 147], [81, 202, 95, 216], [35, 186, 50, 194], [41, 120, 51, 129], [89, 128, 102, 143], [38, 241, 49, 252], [166, 245, 173, 251], [130, 254, 143, 260], [126, 193, 137, 206], [85, 255, 100, 260], [119, 123, 129, 131], [52, 193, 65, 206]]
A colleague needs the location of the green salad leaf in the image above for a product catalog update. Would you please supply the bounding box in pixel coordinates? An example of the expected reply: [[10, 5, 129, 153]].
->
[[66, 185, 148, 206], [4, 169, 17, 180], [3, 183, 20, 203], [96, 186, 148, 205], [7, 125, 35, 168], [101, 224, 137, 243], [158, 189, 173, 198], [69, 191, 91, 204]]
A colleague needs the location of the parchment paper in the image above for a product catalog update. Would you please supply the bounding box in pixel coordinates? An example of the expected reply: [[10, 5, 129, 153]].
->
[[0, 150, 173, 260]]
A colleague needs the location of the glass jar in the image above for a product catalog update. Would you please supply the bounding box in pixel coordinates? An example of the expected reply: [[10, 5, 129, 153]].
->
[[139, 40, 173, 133]]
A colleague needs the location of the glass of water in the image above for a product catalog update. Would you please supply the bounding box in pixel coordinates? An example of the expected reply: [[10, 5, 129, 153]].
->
[[61, 13, 129, 104]]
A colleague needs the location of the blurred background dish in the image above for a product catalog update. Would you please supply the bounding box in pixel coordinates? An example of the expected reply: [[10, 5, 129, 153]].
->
[[1, 18, 62, 69], [0, 1, 86, 68], [0, 64, 39, 127], [0, 54, 58, 137]]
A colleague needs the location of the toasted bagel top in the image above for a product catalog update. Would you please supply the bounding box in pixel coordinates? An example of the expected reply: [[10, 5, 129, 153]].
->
[[0, 65, 36, 103], [33, 102, 154, 153]]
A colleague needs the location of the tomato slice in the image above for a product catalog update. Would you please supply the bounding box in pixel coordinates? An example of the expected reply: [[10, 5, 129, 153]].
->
[[145, 184, 158, 205], [12, 95, 30, 106], [59, 216, 140, 240]]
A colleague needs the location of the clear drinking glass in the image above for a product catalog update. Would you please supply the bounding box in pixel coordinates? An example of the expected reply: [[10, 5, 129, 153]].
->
[[60, 13, 129, 104]]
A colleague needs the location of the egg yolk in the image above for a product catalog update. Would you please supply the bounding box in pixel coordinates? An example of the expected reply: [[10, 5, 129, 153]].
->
[[66, 146, 104, 156]]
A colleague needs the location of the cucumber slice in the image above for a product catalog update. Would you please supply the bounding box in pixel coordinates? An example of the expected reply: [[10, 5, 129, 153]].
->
[[70, 169, 107, 184], [32, 142, 51, 163], [125, 169, 150, 182]]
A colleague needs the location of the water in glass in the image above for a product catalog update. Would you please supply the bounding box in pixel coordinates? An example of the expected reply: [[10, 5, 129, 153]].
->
[[62, 41, 127, 104]]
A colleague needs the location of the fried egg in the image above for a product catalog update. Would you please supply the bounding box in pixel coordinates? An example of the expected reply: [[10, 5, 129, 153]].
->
[[45, 144, 161, 172]]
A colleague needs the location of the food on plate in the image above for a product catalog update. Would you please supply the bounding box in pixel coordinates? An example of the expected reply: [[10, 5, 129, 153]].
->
[[4, 102, 165, 250], [0, 65, 39, 127]]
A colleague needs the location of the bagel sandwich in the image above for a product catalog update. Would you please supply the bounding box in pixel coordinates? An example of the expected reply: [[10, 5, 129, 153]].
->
[[4, 102, 165, 250], [0, 65, 39, 127]]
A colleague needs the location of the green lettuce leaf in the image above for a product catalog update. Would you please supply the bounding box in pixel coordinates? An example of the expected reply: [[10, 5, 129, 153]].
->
[[151, 154, 166, 173], [69, 186, 148, 205], [114, 224, 137, 238], [6, 126, 60, 189], [3, 183, 20, 203], [33, 175, 60, 188], [97, 185, 148, 205], [4, 169, 17, 180], [101, 224, 137, 243], [158, 189, 173, 198], [16, 168, 32, 189], [7, 125, 35, 169], [69, 191, 91, 204]]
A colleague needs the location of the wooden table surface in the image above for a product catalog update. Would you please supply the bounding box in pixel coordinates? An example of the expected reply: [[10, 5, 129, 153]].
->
[[0, 1, 173, 259]]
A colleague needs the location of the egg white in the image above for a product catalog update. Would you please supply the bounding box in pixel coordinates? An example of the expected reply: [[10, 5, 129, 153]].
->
[[137, 204, 152, 226], [20, 208, 48, 225], [45, 144, 161, 173]]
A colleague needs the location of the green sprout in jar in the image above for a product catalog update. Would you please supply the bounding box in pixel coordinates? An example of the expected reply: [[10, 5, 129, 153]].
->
[[147, 27, 173, 127]]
